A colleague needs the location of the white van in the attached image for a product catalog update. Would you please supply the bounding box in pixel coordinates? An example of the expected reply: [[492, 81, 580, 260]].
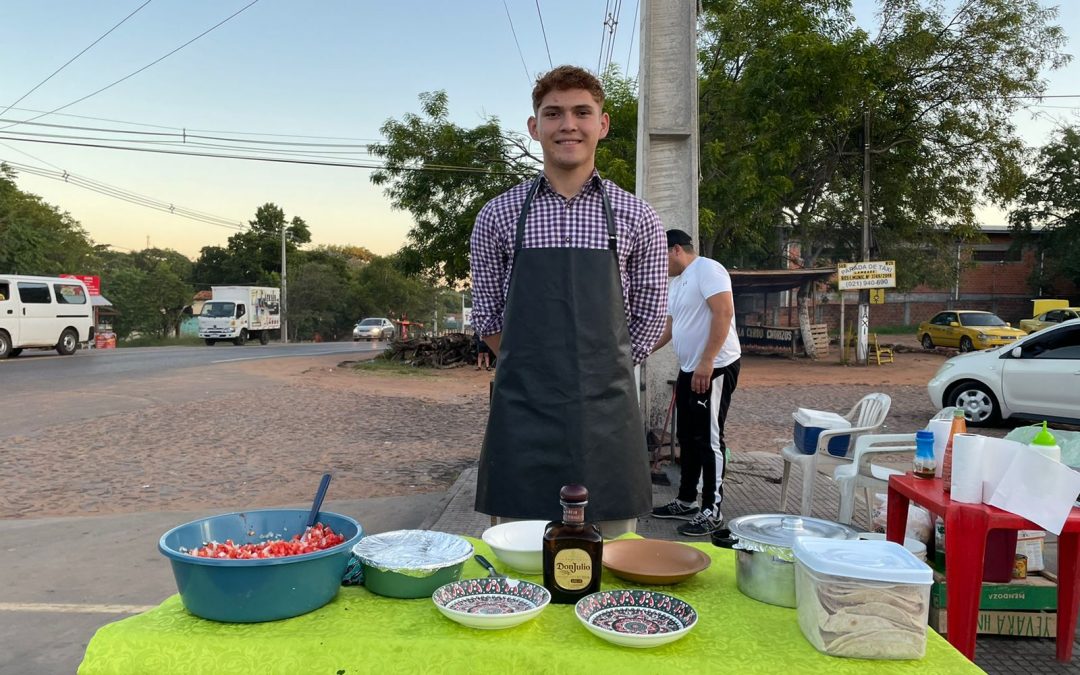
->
[[0, 274, 95, 359]]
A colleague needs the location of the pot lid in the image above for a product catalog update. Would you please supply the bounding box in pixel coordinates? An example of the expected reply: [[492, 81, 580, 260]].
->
[[352, 529, 473, 572], [727, 514, 858, 549]]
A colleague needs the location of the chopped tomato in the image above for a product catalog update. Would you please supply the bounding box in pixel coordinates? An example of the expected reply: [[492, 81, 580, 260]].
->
[[190, 523, 346, 559]]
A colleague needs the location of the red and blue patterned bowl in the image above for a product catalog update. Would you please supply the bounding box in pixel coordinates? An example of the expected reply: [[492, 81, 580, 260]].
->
[[432, 577, 550, 629], [575, 589, 698, 648]]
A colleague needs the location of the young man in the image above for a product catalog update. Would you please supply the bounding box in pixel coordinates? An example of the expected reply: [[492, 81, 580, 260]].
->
[[470, 66, 667, 537], [651, 229, 741, 536]]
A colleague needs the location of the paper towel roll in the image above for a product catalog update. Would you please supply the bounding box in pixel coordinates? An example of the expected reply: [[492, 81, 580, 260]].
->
[[929, 418, 952, 479], [950, 433, 985, 503]]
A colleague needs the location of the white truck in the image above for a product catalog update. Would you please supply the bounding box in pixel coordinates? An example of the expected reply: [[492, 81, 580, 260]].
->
[[198, 286, 280, 346]]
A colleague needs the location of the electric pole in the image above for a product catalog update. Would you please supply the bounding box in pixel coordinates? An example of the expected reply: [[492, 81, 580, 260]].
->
[[281, 222, 288, 344], [857, 108, 871, 365]]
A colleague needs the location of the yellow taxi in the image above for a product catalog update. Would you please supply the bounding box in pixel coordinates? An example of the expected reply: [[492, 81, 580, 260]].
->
[[1019, 307, 1080, 334], [917, 310, 1026, 352]]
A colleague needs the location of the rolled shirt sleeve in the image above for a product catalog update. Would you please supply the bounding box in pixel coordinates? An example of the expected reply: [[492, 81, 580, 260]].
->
[[469, 202, 507, 337], [626, 205, 667, 364]]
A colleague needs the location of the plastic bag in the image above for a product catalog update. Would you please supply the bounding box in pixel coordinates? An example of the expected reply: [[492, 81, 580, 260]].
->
[[871, 494, 932, 544]]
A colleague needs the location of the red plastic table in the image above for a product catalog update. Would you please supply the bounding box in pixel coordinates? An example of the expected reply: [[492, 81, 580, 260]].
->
[[887, 473, 1080, 662]]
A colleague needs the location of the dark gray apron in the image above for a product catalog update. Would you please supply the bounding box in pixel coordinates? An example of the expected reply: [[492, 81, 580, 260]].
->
[[475, 177, 651, 521]]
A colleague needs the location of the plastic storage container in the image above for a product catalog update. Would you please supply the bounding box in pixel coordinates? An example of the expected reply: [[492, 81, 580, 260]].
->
[[792, 408, 852, 456], [794, 538, 932, 660]]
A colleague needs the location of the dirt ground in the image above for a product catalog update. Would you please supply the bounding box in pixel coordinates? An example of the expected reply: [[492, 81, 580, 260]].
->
[[1, 347, 951, 520]]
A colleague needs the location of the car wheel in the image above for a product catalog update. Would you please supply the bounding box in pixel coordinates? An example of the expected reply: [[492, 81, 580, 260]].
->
[[56, 328, 78, 356], [0, 331, 10, 359], [959, 336, 975, 353], [233, 329, 248, 346], [947, 381, 1001, 427], [205, 339, 216, 346], [259, 331, 270, 345], [921, 334, 934, 350]]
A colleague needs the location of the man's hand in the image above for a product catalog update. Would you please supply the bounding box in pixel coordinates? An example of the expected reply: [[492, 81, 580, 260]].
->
[[691, 360, 713, 394]]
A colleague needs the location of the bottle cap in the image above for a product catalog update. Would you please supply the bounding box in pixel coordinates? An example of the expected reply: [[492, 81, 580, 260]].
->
[[1032, 421, 1058, 447], [916, 429, 934, 442], [953, 408, 965, 418], [560, 484, 589, 505]]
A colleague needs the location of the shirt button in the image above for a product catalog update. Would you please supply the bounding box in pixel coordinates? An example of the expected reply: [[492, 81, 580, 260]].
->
[[564, 236, 571, 243]]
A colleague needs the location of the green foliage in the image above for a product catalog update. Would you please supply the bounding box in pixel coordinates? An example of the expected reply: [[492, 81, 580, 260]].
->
[[0, 164, 97, 274], [192, 202, 310, 287], [97, 247, 194, 340], [1010, 126, 1080, 291]]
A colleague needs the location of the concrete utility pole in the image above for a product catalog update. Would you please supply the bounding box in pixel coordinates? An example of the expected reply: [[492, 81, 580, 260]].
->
[[637, 0, 699, 429], [281, 223, 288, 344], [857, 108, 871, 365]]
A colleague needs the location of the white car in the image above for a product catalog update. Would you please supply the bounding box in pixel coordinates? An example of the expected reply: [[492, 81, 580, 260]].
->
[[352, 317, 395, 341], [927, 318, 1080, 426]]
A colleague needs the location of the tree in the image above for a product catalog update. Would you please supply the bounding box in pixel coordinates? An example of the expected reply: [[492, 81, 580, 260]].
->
[[0, 163, 97, 274], [1010, 126, 1080, 291], [369, 71, 640, 282], [97, 247, 194, 339], [192, 203, 311, 287]]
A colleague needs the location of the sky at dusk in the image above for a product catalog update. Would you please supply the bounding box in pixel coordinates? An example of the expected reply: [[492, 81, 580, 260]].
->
[[1, 0, 1078, 261]]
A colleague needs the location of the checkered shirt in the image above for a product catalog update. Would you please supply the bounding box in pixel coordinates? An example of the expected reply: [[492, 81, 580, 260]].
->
[[470, 172, 667, 364]]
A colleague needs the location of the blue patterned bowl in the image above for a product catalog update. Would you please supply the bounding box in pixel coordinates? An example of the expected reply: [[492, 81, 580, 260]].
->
[[432, 577, 550, 629], [575, 589, 698, 648]]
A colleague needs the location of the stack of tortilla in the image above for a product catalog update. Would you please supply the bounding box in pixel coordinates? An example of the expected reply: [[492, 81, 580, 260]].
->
[[796, 566, 929, 660]]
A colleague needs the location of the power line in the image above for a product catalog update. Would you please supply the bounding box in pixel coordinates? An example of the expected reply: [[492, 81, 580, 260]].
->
[[534, 0, 553, 69], [625, 0, 639, 78], [501, 0, 533, 86], [0, 0, 154, 121], [0, 134, 535, 176], [602, 0, 623, 76], [597, 0, 612, 73], [0, 0, 262, 132]]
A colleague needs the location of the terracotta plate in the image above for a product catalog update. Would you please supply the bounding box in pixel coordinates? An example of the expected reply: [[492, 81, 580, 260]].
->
[[602, 539, 711, 585]]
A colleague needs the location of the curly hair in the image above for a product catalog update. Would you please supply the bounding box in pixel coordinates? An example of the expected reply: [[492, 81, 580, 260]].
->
[[531, 65, 605, 111]]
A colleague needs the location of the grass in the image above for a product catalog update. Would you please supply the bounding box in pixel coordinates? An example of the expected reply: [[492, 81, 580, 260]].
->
[[118, 335, 206, 348], [873, 324, 917, 335], [351, 357, 436, 377]]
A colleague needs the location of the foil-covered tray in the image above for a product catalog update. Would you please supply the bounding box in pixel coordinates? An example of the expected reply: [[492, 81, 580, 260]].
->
[[352, 530, 473, 578]]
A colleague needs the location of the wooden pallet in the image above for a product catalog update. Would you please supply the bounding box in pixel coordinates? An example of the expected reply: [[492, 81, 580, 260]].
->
[[810, 323, 829, 356]]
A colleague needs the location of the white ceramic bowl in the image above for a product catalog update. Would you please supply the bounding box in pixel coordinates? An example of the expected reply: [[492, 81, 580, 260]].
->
[[575, 589, 698, 648], [432, 577, 550, 630], [481, 520, 546, 574]]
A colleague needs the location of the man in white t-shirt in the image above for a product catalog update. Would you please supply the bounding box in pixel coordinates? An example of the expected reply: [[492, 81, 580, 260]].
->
[[649, 229, 741, 536]]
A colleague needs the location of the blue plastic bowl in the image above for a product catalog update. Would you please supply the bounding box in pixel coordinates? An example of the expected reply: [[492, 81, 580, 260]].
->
[[158, 508, 363, 623]]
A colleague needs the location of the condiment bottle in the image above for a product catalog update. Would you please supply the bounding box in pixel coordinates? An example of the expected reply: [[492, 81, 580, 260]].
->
[[1030, 421, 1061, 462], [914, 429, 937, 479], [940, 409, 966, 492], [543, 484, 602, 604]]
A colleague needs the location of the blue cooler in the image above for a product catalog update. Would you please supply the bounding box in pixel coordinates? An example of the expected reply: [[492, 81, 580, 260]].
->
[[792, 408, 852, 456]]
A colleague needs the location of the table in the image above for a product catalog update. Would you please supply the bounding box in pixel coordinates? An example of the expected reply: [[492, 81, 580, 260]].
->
[[887, 473, 1080, 662], [79, 537, 981, 674]]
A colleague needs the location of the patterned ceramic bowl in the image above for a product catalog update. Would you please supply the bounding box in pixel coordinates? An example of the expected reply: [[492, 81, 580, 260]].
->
[[575, 589, 698, 648], [432, 577, 551, 630]]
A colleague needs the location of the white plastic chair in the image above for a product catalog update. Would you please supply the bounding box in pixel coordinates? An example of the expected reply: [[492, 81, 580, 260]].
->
[[778, 393, 892, 517], [833, 432, 917, 525]]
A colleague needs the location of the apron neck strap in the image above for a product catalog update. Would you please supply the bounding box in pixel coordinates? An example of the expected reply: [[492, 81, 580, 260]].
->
[[514, 174, 619, 252]]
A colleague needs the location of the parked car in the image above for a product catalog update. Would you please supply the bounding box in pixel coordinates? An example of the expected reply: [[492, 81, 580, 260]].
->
[[1019, 307, 1080, 334], [353, 317, 395, 341], [927, 318, 1080, 426], [917, 310, 1026, 352]]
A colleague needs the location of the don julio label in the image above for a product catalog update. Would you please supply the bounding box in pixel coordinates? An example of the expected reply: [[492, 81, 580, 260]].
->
[[553, 549, 593, 590]]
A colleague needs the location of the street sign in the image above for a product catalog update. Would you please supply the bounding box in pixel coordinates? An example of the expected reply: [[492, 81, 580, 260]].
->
[[837, 261, 896, 290], [870, 288, 885, 304]]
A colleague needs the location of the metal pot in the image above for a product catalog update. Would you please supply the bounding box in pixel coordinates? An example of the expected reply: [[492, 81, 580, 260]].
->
[[726, 514, 858, 608]]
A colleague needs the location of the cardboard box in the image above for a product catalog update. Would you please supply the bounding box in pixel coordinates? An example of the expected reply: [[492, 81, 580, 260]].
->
[[931, 569, 1057, 611], [930, 608, 1057, 638]]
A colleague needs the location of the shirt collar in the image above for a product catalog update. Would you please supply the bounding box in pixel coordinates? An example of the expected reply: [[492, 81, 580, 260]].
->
[[537, 169, 603, 199]]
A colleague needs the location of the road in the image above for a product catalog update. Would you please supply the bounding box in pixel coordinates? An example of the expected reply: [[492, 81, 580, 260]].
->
[[0, 341, 388, 441]]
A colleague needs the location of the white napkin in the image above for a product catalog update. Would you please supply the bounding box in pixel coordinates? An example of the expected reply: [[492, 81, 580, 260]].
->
[[928, 418, 952, 479], [989, 448, 1080, 535], [949, 433, 984, 504], [980, 437, 1025, 503]]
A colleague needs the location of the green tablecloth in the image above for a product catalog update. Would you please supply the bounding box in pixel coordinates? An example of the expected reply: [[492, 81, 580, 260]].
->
[[79, 537, 982, 674]]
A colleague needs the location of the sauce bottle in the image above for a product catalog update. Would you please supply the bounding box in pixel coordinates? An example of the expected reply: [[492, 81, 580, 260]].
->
[[1030, 422, 1061, 462], [940, 408, 966, 492], [543, 484, 602, 604], [914, 429, 937, 479]]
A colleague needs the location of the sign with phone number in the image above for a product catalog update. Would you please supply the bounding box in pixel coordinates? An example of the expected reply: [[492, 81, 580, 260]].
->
[[837, 261, 896, 290]]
